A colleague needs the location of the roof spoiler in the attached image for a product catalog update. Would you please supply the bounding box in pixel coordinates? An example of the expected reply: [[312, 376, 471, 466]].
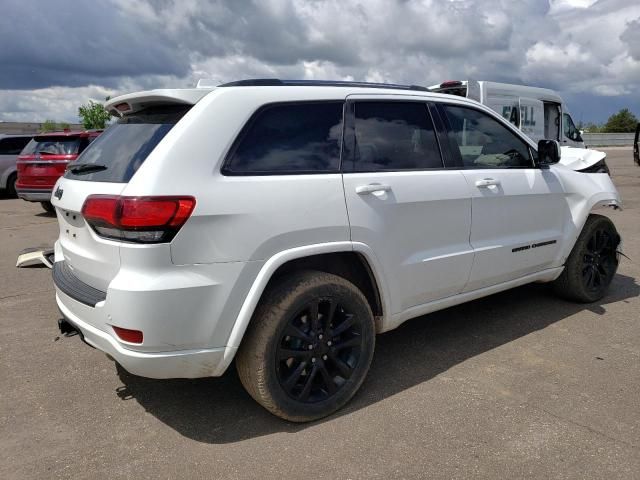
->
[[105, 89, 210, 117]]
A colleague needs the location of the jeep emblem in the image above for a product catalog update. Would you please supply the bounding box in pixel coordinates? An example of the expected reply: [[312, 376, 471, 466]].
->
[[54, 187, 63, 200]]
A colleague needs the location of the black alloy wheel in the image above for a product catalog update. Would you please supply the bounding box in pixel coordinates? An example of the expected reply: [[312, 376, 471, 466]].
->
[[236, 270, 375, 422], [276, 297, 363, 404], [553, 214, 619, 303], [582, 228, 617, 294]]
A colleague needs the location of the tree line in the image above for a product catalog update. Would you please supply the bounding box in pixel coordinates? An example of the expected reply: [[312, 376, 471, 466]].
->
[[578, 108, 638, 133]]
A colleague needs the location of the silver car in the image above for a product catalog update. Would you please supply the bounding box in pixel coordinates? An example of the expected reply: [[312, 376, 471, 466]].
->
[[0, 134, 33, 197]]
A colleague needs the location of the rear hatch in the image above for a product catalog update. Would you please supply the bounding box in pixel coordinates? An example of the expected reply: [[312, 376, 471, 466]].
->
[[52, 105, 191, 291], [17, 135, 86, 189]]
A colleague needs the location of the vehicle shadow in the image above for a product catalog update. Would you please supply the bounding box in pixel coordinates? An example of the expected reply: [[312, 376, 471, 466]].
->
[[115, 273, 639, 444], [34, 211, 56, 217]]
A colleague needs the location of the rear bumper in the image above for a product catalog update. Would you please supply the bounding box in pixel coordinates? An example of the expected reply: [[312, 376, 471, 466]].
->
[[56, 289, 227, 379], [16, 187, 52, 202], [51, 255, 250, 379]]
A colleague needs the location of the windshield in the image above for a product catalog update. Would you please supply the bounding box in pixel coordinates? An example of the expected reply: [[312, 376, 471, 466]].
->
[[21, 136, 81, 156], [64, 105, 190, 183]]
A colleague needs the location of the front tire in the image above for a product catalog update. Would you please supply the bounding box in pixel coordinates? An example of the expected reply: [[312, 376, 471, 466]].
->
[[236, 270, 376, 422], [553, 214, 619, 303], [40, 201, 54, 213]]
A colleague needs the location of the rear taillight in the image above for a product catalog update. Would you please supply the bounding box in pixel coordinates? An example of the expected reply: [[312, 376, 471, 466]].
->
[[112, 326, 143, 344], [81, 195, 196, 243]]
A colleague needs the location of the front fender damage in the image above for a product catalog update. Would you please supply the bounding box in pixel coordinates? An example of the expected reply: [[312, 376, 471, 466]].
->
[[559, 147, 607, 171], [552, 166, 622, 264]]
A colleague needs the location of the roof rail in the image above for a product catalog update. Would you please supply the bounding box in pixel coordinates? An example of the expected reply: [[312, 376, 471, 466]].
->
[[218, 78, 429, 91]]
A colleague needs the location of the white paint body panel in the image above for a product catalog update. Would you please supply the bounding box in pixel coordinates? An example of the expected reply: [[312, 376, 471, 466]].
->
[[52, 85, 622, 379], [343, 170, 473, 312], [460, 168, 567, 291], [559, 146, 607, 171]]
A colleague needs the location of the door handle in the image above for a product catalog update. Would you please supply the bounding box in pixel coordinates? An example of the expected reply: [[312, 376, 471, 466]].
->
[[475, 178, 501, 188], [356, 183, 391, 195]]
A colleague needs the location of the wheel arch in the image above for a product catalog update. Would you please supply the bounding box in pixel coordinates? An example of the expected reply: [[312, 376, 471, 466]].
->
[[558, 193, 622, 265], [214, 242, 390, 375]]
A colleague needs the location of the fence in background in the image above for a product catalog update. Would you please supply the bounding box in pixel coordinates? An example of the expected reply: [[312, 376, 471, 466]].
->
[[0, 122, 84, 135], [583, 133, 635, 147]]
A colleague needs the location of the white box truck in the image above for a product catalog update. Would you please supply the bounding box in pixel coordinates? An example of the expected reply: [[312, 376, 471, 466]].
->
[[430, 80, 609, 173]]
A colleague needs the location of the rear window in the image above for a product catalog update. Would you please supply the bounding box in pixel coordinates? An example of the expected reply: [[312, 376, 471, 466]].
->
[[223, 102, 344, 175], [22, 136, 81, 156], [64, 105, 190, 183], [347, 101, 443, 171]]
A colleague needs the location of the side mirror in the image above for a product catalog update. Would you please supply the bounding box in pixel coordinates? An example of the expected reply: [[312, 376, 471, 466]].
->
[[537, 140, 560, 167]]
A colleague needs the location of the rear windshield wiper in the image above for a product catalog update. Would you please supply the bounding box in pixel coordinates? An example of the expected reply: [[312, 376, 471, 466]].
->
[[68, 163, 108, 175]]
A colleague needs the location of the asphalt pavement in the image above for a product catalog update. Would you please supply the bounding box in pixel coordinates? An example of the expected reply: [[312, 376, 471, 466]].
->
[[1, 148, 638, 479]]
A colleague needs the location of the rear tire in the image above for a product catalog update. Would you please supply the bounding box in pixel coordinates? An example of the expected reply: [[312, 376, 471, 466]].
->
[[553, 214, 619, 303], [6, 173, 17, 197], [40, 201, 54, 213], [236, 270, 375, 422]]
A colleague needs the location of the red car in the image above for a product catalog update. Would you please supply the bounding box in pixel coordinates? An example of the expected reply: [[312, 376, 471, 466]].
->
[[16, 130, 102, 211]]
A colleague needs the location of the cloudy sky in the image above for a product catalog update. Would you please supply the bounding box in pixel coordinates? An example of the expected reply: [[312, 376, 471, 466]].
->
[[1, 0, 638, 124]]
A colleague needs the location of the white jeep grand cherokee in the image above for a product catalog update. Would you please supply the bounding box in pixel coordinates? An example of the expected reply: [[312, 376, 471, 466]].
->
[[52, 79, 621, 422]]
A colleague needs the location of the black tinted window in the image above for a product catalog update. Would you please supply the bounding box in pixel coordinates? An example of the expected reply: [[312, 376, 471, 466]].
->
[[64, 106, 189, 183], [349, 101, 442, 171], [225, 102, 343, 174], [442, 105, 533, 168], [0, 137, 31, 155]]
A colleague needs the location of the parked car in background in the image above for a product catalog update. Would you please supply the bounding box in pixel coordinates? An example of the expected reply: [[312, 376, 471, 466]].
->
[[52, 79, 622, 422], [0, 134, 33, 197], [16, 130, 102, 211], [634, 123, 639, 166]]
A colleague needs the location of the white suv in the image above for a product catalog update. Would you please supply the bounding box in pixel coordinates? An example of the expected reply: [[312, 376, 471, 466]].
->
[[52, 80, 621, 421]]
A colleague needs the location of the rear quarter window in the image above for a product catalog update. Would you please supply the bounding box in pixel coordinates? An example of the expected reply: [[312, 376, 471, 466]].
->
[[223, 102, 344, 175], [64, 106, 189, 183]]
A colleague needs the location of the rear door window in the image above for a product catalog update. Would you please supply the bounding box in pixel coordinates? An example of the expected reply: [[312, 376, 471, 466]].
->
[[64, 106, 190, 183], [346, 101, 443, 171], [223, 102, 344, 175]]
